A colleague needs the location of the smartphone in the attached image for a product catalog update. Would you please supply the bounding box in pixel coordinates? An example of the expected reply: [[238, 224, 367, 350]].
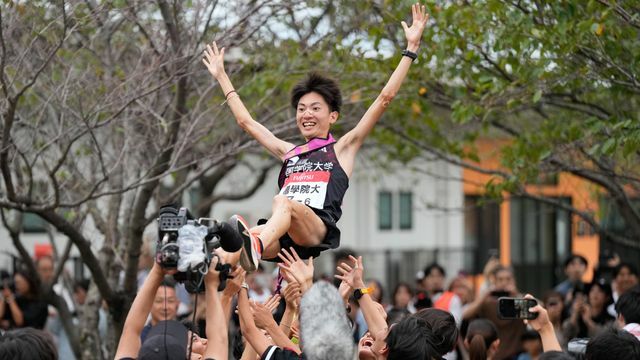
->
[[497, 297, 539, 320]]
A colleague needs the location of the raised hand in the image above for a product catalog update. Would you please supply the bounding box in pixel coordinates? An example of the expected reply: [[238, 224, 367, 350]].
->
[[263, 293, 282, 313], [282, 282, 301, 310], [334, 255, 366, 289], [222, 266, 246, 296], [401, 3, 429, 49], [277, 248, 314, 291], [250, 299, 278, 330], [202, 41, 226, 80]]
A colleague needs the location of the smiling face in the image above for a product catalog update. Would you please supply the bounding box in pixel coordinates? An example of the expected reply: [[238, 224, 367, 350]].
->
[[296, 92, 338, 141], [358, 331, 387, 360]]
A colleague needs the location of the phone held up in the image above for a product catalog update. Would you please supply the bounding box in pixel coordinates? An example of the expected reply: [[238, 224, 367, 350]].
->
[[497, 297, 539, 320]]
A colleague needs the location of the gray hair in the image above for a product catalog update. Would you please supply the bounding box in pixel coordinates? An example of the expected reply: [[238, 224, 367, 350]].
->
[[299, 281, 356, 360]]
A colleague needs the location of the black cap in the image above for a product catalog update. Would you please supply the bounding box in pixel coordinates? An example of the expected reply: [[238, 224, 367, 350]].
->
[[138, 320, 188, 360]]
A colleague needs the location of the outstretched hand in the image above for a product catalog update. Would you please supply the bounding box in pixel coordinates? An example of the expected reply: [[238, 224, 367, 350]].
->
[[202, 41, 226, 79], [401, 3, 429, 49], [334, 255, 366, 290], [277, 248, 314, 291]]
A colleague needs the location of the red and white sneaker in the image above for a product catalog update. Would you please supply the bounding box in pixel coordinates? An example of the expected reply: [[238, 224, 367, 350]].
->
[[230, 215, 262, 272]]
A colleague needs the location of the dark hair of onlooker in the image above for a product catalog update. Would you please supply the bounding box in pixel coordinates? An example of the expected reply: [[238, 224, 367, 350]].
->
[[159, 277, 177, 289], [386, 317, 435, 360], [0, 327, 57, 360], [414, 290, 433, 311], [491, 264, 514, 277], [613, 262, 639, 278], [333, 248, 356, 264], [290, 72, 342, 113], [539, 350, 575, 360], [14, 269, 40, 299], [616, 288, 640, 324], [423, 263, 446, 278], [466, 319, 498, 360], [391, 282, 414, 307], [563, 254, 588, 268], [586, 328, 640, 360], [411, 308, 458, 357], [588, 278, 614, 306], [73, 279, 90, 293]]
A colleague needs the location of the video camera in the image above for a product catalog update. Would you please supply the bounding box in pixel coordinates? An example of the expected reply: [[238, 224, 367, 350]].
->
[[157, 205, 243, 293]]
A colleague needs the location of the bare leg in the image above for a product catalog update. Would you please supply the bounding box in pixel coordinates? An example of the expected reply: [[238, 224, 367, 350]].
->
[[257, 195, 327, 259]]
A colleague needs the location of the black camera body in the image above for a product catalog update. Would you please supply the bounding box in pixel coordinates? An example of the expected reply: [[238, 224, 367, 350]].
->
[[157, 205, 242, 293]]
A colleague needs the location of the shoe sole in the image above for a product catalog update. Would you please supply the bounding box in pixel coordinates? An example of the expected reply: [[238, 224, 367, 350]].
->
[[233, 215, 258, 272]]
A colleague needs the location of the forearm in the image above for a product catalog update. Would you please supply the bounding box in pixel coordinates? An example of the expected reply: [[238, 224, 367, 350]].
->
[[221, 291, 235, 325], [238, 289, 270, 355], [358, 295, 388, 338], [240, 343, 258, 360], [7, 301, 23, 326], [462, 298, 483, 320], [279, 306, 296, 336], [215, 71, 254, 126], [538, 323, 562, 352], [122, 268, 163, 334], [266, 321, 301, 354], [205, 279, 228, 360]]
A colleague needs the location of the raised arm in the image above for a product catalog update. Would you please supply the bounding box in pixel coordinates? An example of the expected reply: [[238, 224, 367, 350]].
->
[[335, 3, 429, 176], [115, 263, 166, 358], [204, 256, 228, 360], [203, 41, 294, 159]]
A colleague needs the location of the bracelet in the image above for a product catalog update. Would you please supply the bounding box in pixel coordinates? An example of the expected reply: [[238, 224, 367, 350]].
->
[[401, 49, 418, 62], [224, 89, 237, 99], [241, 282, 249, 291], [220, 92, 239, 106]]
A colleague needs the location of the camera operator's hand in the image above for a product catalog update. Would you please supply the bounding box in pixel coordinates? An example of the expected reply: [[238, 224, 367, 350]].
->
[[1, 286, 13, 300], [205, 255, 221, 286]]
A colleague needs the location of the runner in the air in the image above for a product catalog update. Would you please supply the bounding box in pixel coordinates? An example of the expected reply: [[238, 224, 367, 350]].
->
[[203, 3, 429, 272]]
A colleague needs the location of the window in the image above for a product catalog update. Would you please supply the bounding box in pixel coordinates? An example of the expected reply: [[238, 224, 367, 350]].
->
[[378, 191, 392, 230], [399, 192, 413, 230], [23, 213, 47, 233]]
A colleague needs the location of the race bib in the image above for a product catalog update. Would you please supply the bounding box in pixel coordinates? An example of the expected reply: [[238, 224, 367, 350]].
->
[[279, 171, 329, 209]]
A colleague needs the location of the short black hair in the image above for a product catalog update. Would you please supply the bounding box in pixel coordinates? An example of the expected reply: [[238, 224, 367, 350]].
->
[[616, 288, 640, 324], [586, 328, 640, 360], [0, 328, 57, 360], [564, 254, 588, 268], [613, 262, 639, 278], [291, 72, 342, 113], [423, 263, 446, 278]]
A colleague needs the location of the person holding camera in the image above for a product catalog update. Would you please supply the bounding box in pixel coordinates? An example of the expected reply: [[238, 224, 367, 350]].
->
[[115, 255, 228, 360], [0, 270, 47, 330], [202, 3, 430, 273]]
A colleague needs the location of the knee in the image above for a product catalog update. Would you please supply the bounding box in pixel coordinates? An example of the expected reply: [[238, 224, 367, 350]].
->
[[272, 195, 292, 212]]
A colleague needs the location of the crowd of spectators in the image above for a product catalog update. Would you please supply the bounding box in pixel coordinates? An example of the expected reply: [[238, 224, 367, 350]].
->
[[0, 246, 639, 360]]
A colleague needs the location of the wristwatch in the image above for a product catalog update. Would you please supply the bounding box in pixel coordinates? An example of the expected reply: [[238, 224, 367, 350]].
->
[[241, 282, 249, 291], [353, 286, 375, 301]]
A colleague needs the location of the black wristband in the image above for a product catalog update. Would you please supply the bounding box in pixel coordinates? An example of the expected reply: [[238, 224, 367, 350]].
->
[[224, 89, 237, 99], [401, 49, 418, 62]]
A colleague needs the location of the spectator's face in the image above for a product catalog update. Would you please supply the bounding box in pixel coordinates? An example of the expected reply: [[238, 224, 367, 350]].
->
[[357, 331, 386, 360], [522, 338, 542, 356], [74, 287, 87, 306], [494, 270, 515, 291], [394, 286, 412, 308], [423, 269, 445, 293], [544, 295, 564, 322], [589, 285, 609, 309], [565, 258, 587, 281], [37, 257, 54, 284], [187, 330, 207, 356], [615, 266, 639, 295], [151, 286, 179, 324], [14, 273, 30, 296]]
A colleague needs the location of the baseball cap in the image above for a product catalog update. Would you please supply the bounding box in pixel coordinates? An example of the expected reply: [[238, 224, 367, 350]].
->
[[138, 320, 188, 360]]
